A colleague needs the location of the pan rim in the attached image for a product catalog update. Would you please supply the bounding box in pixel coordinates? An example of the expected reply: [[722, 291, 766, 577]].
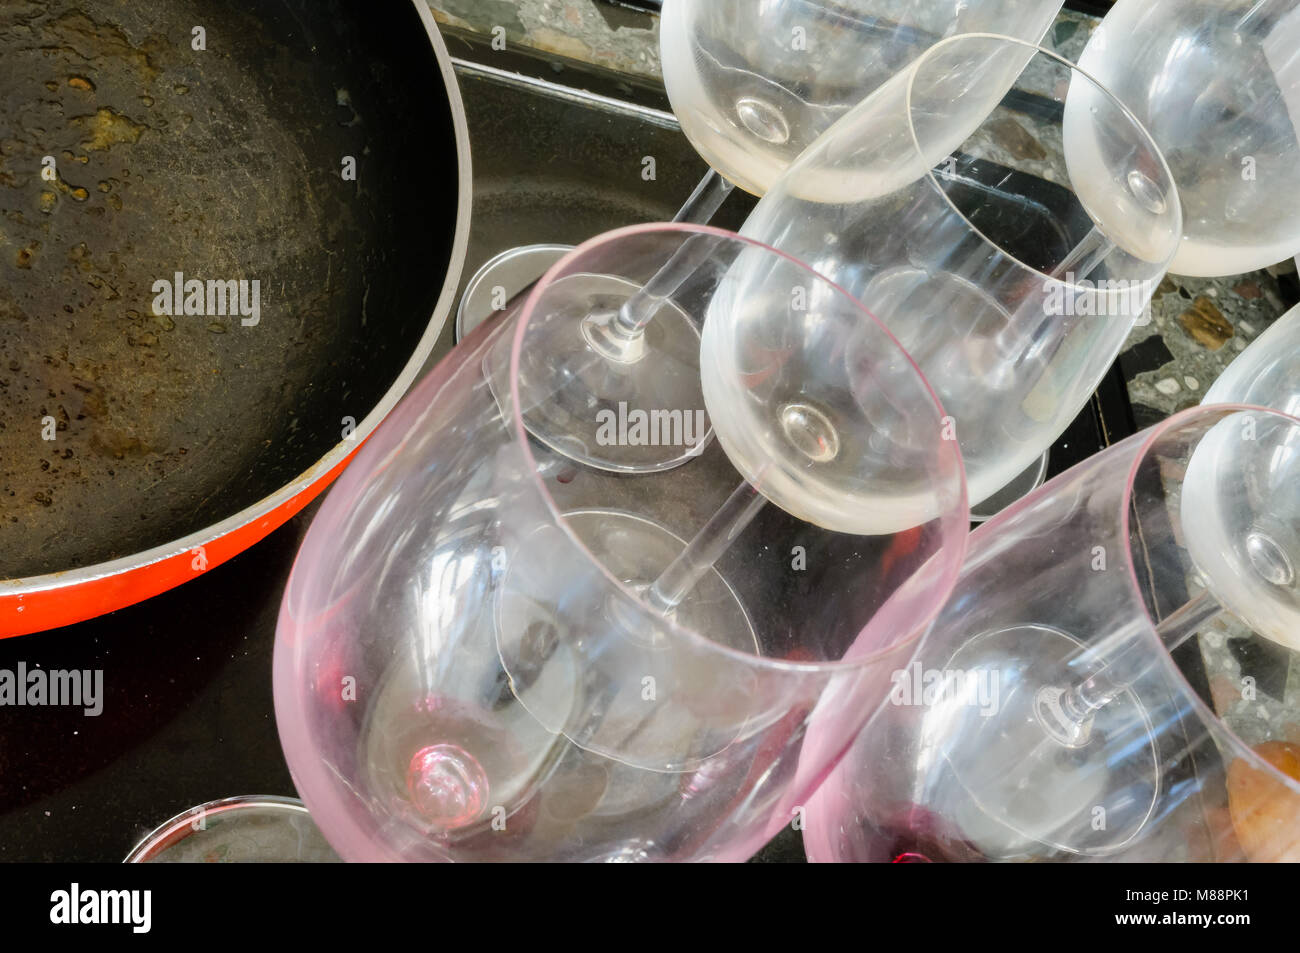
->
[[0, 0, 473, 603]]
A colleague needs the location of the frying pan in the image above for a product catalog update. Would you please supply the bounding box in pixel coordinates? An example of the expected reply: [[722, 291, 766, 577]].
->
[[0, 0, 471, 635]]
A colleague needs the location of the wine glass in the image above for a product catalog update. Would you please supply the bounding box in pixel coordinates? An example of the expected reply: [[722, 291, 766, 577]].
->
[[661, 0, 1064, 198], [804, 404, 1300, 862], [1204, 302, 1300, 416], [124, 796, 340, 863], [273, 223, 969, 862], [470, 2, 1065, 474], [741, 32, 1182, 514], [656, 0, 1066, 219], [1075, 0, 1300, 277]]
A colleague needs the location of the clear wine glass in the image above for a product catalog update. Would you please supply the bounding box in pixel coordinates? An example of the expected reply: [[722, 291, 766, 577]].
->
[[1075, 0, 1300, 277], [273, 223, 969, 862], [470, 2, 1064, 473], [1204, 302, 1300, 416], [741, 32, 1182, 514], [804, 404, 1300, 862], [661, 0, 1064, 198], [124, 796, 340, 863]]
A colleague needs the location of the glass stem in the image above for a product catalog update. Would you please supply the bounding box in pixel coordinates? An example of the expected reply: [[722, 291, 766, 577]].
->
[[1238, 0, 1284, 30], [606, 171, 732, 341], [1008, 226, 1119, 371], [673, 168, 734, 225], [1052, 225, 1116, 283], [1056, 588, 1224, 722], [611, 231, 723, 338], [645, 481, 766, 613]]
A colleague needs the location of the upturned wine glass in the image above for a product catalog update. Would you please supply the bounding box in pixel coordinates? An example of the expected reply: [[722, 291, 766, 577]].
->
[[804, 404, 1300, 862], [1075, 0, 1300, 277], [661, 0, 1064, 198], [470, 2, 1065, 474], [273, 223, 968, 862], [741, 32, 1182, 513]]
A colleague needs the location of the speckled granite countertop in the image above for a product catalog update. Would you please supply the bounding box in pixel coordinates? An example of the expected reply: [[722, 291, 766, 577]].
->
[[1121, 272, 1295, 424], [428, 0, 663, 79], [425, 1, 1103, 86]]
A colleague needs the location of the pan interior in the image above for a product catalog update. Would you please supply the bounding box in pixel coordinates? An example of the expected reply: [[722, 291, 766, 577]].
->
[[0, 0, 460, 580]]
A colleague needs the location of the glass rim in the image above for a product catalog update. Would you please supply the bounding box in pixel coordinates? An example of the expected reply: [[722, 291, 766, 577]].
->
[[507, 221, 970, 674], [1118, 403, 1300, 794], [123, 795, 312, 863], [903, 32, 1183, 289]]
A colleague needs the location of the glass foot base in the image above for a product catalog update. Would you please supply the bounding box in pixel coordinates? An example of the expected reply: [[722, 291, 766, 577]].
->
[[455, 244, 572, 342], [495, 508, 755, 769], [507, 273, 713, 473], [933, 624, 1159, 858], [125, 796, 340, 863]]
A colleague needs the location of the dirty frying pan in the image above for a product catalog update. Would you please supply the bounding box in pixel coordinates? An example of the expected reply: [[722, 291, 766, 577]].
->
[[0, 0, 471, 635]]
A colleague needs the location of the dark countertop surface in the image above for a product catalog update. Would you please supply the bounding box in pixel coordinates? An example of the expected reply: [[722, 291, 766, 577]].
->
[[0, 505, 311, 862]]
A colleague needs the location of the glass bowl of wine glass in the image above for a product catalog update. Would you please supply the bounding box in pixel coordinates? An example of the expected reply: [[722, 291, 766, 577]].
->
[[1075, 0, 1300, 277], [273, 223, 968, 862], [660, 0, 1065, 197], [804, 404, 1300, 862], [742, 31, 1182, 514], [473, 4, 1066, 480]]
